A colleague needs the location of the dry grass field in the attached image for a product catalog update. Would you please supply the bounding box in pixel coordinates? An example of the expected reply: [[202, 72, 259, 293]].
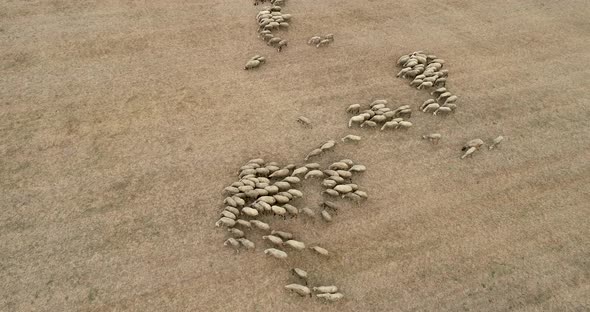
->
[[1, 0, 589, 311]]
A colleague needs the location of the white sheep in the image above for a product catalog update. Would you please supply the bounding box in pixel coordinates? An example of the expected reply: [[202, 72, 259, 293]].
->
[[461, 147, 477, 159], [228, 228, 245, 238], [297, 116, 311, 127], [263, 234, 284, 245], [221, 211, 237, 220], [334, 184, 353, 194], [305, 170, 324, 179], [242, 207, 259, 217], [354, 190, 368, 199], [264, 248, 288, 259], [271, 230, 293, 240], [285, 284, 311, 297], [268, 37, 282, 45], [300, 207, 315, 218], [305, 148, 323, 160], [305, 162, 321, 169], [316, 293, 344, 301], [292, 268, 308, 284], [284, 239, 306, 251], [422, 103, 440, 113], [320, 140, 336, 151], [245, 59, 262, 70], [224, 238, 240, 252], [489, 136, 504, 150], [316, 39, 331, 48], [418, 81, 433, 89], [341, 134, 361, 143], [437, 91, 452, 102], [443, 95, 457, 105], [321, 210, 333, 222], [422, 133, 442, 144], [381, 120, 398, 131], [251, 220, 271, 231], [308, 36, 322, 45], [463, 138, 485, 150], [224, 206, 240, 216], [346, 104, 361, 114], [291, 166, 308, 177], [433, 106, 452, 115], [313, 286, 338, 293], [398, 121, 413, 130], [310, 246, 329, 256], [360, 120, 377, 128], [322, 189, 339, 197], [349, 164, 366, 172], [431, 87, 447, 97], [283, 204, 299, 217], [287, 189, 303, 198], [277, 39, 288, 52], [216, 217, 236, 228], [235, 219, 251, 229], [238, 238, 255, 249]]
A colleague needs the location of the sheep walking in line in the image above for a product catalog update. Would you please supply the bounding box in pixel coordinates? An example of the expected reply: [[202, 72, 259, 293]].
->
[[264, 248, 288, 259], [285, 284, 312, 297]]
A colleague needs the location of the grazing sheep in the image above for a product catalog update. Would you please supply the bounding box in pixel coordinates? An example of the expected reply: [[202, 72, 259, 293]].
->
[[381, 120, 399, 131], [321, 210, 333, 222], [371, 115, 387, 123], [320, 140, 336, 151], [277, 39, 288, 52], [433, 106, 452, 115], [251, 220, 271, 231], [410, 79, 423, 88], [279, 22, 289, 30], [297, 116, 312, 127], [238, 238, 255, 249], [245, 59, 262, 70], [443, 95, 457, 105], [268, 37, 282, 45], [242, 207, 259, 217], [489, 136, 504, 150], [341, 134, 361, 143], [360, 120, 377, 128], [305, 170, 325, 179], [292, 166, 309, 176], [418, 81, 434, 89], [221, 210, 237, 220], [292, 268, 308, 284], [224, 206, 240, 216], [334, 184, 353, 194], [270, 168, 290, 178], [224, 238, 240, 252], [228, 228, 245, 238], [264, 185, 279, 195], [263, 235, 284, 245], [346, 104, 361, 114], [310, 246, 329, 256], [397, 121, 412, 130], [223, 186, 239, 195], [305, 163, 321, 169], [461, 146, 477, 159], [396, 67, 411, 77], [281, 13, 292, 20], [422, 103, 440, 113], [325, 34, 334, 41], [316, 293, 344, 301], [354, 190, 368, 199], [422, 133, 442, 144], [462, 138, 485, 151], [283, 176, 300, 184], [313, 286, 338, 293], [343, 192, 362, 203], [305, 148, 323, 160], [300, 207, 315, 218], [322, 189, 340, 197], [397, 54, 410, 66], [316, 39, 331, 48], [287, 189, 303, 198], [216, 217, 236, 228], [235, 219, 252, 229], [271, 230, 293, 240], [329, 175, 345, 184], [349, 164, 366, 173], [273, 194, 290, 205], [431, 87, 447, 97], [308, 36, 322, 45], [336, 170, 352, 178], [329, 162, 348, 170], [265, 248, 288, 259], [283, 204, 299, 217], [437, 91, 452, 102], [285, 284, 311, 297], [420, 99, 436, 110], [224, 196, 237, 207], [285, 239, 306, 251]]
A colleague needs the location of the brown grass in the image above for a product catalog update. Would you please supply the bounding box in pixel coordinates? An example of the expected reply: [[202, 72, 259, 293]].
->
[[1, 0, 589, 311]]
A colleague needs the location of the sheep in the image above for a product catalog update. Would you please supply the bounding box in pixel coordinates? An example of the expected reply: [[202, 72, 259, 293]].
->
[[325, 34, 334, 41], [336, 170, 352, 178], [371, 115, 387, 123], [443, 95, 457, 105], [283, 204, 299, 217], [271, 230, 293, 240], [443, 103, 457, 110], [329, 175, 345, 184], [346, 104, 361, 114], [422, 103, 440, 113], [349, 164, 366, 173], [397, 54, 411, 66], [381, 120, 398, 131], [310, 246, 329, 256], [245, 59, 262, 70], [285, 284, 312, 297], [316, 39, 331, 48], [242, 207, 259, 217], [322, 189, 339, 197], [360, 120, 377, 128], [396, 67, 411, 77], [313, 286, 338, 294], [305, 162, 321, 169], [398, 121, 413, 130], [291, 167, 308, 177], [283, 176, 301, 184], [262, 33, 274, 41], [404, 59, 418, 68], [273, 195, 290, 205], [268, 37, 282, 46], [397, 108, 412, 119], [292, 268, 308, 284], [216, 217, 236, 228], [287, 189, 303, 198], [422, 133, 442, 144], [489, 136, 504, 150], [461, 146, 477, 159], [437, 92, 452, 102], [418, 81, 433, 89], [305, 148, 323, 160], [224, 205, 240, 216], [277, 39, 288, 52], [343, 192, 362, 203], [264, 185, 279, 195], [329, 162, 348, 170], [251, 220, 271, 231], [263, 234, 284, 245], [238, 238, 255, 249], [224, 196, 237, 207], [320, 140, 336, 151], [409, 79, 423, 88], [221, 210, 237, 220], [264, 248, 288, 259], [354, 190, 368, 199], [224, 238, 240, 252], [305, 170, 324, 179], [334, 184, 353, 194], [308, 36, 322, 45], [433, 106, 452, 116], [300, 207, 315, 218], [228, 228, 245, 238], [279, 22, 289, 30], [434, 77, 447, 87], [321, 210, 333, 222], [462, 138, 485, 151], [371, 103, 386, 111], [316, 293, 344, 301], [281, 13, 292, 20], [223, 186, 240, 195], [235, 219, 252, 229], [341, 134, 361, 143], [297, 116, 312, 127], [285, 239, 306, 251]]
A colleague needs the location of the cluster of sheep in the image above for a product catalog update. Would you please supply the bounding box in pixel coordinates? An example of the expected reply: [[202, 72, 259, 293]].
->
[[285, 268, 344, 301], [256, 5, 291, 52], [304, 139, 336, 161], [396, 51, 457, 116], [307, 34, 334, 48], [346, 99, 413, 130], [245, 55, 267, 70], [461, 136, 504, 159]]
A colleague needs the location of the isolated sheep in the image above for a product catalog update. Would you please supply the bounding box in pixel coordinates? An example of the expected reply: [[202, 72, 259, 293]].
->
[[245, 59, 262, 70], [316, 293, 344, 301], [321, 210, 333, 222], [285, 284, 311, 297], [297, 116, 311, 127], [341, 134, 361, 142], [320, 140, 336, 151], [300, 207, 315, 218], [349, 164, 366, 172], [422, 133, 442, 144], [264, 248, 288, 259], [305, 148, 323, 160], [310, 246, 329, 256], [354, 190, 368, 199], [489, 136, 504, 150], [346, 104, 361, 114]]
